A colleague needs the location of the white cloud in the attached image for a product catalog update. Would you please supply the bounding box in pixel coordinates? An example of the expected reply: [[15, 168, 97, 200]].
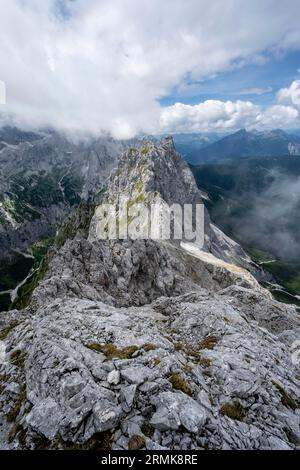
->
[[0, 0, 300, 137], [256, 105, 299, 128], [236, 86, 273, 96], [160, 100, 299, 133], [277, 80, 300, 109], [160, 100, 259, 133]]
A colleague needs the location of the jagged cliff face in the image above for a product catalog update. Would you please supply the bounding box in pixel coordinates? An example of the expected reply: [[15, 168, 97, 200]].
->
[[92, 138, 259, 266], [0, 127, 129, 261], [0, 139, 300, 450]]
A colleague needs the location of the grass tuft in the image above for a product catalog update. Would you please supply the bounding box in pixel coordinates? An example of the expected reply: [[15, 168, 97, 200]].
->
[[198, 335, 218, 350], [86, 343, 139, 361], [143, 343, 157, 352], [272, 381, 299, 411], [220, 401, 246, 421], [173, 340, 212, 372], [128, 435, 145, 450], [153, 357, 161, 366], [168, 372, 193, 396], [10, 350, 27, 369], [141, 422, 154, 438], [6, 386, 26, 423], [141, 147, 149, 155], [0, 321, 20, 341]]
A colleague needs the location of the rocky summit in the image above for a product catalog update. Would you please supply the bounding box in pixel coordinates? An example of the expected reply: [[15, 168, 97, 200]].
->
[[0, 138, 300, 450]]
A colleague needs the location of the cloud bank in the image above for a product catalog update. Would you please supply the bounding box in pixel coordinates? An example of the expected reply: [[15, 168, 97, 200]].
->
[[160, 100, 299, 133], [1, 0, 300, 137]]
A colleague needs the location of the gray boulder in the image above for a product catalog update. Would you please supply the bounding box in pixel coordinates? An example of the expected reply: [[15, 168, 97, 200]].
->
[[151, 391, 207, 433]]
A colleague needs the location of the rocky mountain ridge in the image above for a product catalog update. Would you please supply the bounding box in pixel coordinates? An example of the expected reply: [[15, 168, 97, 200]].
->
[[186, 128, 300, 164], [0, 138, 299, 450]]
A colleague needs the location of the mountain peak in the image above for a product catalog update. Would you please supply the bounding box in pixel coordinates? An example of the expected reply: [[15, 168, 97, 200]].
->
[[96, 137, 204, 213], [89, 139, 261, 275], [235, 128, 247, 135], [188, 127, 300, 164]]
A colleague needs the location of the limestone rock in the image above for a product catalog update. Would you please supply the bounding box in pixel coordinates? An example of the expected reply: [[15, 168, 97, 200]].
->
[[150, 392, 207, 433], [107, 370, 120, 385], [93, 401, 123, 433]]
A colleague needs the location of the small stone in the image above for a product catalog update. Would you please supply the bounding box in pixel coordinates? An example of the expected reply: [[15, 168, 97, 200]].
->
[[116, 435, 129, 449], [120, 384, 137, 408], [146, 439, 168, 450], [121, 366, 151, 384], [6, 382, 20, 395], [111, 443, 123, 450], [26, 398, 62, 440], [152, 429, 162, 443], [107, 370, 120, 385], [161, 434, 173, 447], [93, 400, 123, 432], [139, 381, 159, 393]]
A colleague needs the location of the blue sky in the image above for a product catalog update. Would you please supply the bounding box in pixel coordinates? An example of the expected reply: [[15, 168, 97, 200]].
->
[[160, 50, 300, 107]]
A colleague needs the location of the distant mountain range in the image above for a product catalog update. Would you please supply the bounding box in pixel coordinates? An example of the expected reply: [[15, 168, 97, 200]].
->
[[182, 129, 300, 164]]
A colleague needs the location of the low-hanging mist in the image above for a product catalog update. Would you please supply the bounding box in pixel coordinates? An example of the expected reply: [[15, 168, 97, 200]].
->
[[192, 157, 300, 263], [231, 171, 300, 262]]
